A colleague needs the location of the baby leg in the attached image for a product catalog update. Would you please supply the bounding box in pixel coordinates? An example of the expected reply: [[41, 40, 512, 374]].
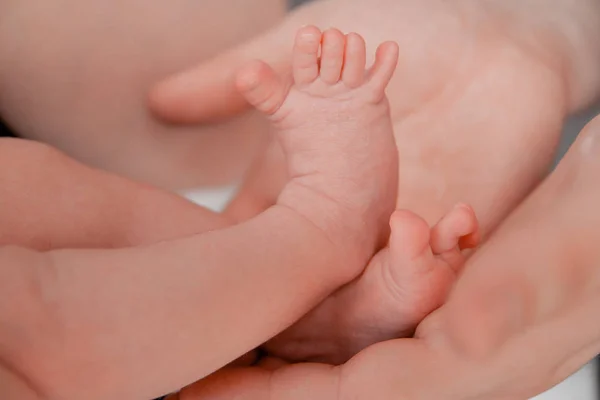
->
[[0, 138, 229, 250], [0, 27, 401, 399], [235, 26, 400, 263]]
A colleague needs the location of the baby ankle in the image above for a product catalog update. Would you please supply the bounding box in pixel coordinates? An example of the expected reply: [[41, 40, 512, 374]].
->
[[277, 183, 377, 278]]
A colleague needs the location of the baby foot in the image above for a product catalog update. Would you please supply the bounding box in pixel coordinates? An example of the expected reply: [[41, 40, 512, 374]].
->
[[370, 204, 479, 331], [265, 203, 479, 364], [236, 27, 400, 272]]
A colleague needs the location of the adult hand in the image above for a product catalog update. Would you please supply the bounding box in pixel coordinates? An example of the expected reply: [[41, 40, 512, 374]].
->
[[150, 0, 600, 364], [150, 0, 599, 232], [1, 0, 286, 190], [167, 115, 600, 400]]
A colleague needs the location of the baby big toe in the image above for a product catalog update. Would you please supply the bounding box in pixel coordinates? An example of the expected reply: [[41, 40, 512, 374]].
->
[[388, 210, 434, 265]]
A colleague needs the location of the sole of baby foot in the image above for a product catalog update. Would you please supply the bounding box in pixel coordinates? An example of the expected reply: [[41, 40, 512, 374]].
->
[[236, 26, 400, 275]]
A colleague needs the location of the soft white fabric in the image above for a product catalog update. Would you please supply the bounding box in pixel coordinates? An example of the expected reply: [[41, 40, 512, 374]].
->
[[180, 184, 239, 212]]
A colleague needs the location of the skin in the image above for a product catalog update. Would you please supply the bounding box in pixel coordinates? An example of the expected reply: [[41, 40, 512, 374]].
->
[[147, 0, 600, 397], [0, 138, 230, 251], [0, 31, 403, 400], [0, 32, 482, 400], [235, 27, 482, 364], [264, 204, 479, 365], [1, 0, 596, 361], [0, 0, 598, 398], [167, 113, 600, 400], [152, 0, 600, 237], [0, 0, 286, 189]]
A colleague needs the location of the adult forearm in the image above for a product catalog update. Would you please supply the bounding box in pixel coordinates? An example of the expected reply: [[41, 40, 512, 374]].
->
[[477, 0, 600, 112]]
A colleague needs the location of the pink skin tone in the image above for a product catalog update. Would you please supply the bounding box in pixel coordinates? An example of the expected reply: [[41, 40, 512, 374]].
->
[[0, 27, 481, 400], [0, 0, 286, 189], [0, 29, 410, 400], [234, 27, 480, 364], [266, 205, 479, 364], [0, 138, 230, 251], [0, 0, 599, 398], [146, 0, 600, 372], [150, 0, 571, 236], [166, 115, 600, 400], [147, 0, 600, 397], [2, 0, 596, 374]]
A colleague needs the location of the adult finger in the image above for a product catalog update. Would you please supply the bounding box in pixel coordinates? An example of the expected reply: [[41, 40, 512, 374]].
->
[[148, 23, 293, 124]]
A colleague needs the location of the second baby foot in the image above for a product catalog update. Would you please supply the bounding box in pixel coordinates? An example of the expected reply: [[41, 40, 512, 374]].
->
[[236, 27, 400, 272], [265, 204, 480, 364]]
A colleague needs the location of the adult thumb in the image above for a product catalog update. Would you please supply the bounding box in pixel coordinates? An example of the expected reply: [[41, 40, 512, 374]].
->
[[148, 26, 293, 124], [171, 363, 340, 400]]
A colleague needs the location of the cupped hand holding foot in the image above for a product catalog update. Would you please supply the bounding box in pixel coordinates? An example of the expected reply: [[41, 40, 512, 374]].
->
[[150, 0, 600, 366], [265, 203, 479, 364], [166, 115, 600, 400], [234, 27, 480, 364], [148, 0, 600, 398]]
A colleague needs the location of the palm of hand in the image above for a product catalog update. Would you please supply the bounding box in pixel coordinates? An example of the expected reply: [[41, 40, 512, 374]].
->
[[228, 0, 566, 229], [153, 0, 571, 396], [229, 0, 569, 366], [296, 0, 566, 228]]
